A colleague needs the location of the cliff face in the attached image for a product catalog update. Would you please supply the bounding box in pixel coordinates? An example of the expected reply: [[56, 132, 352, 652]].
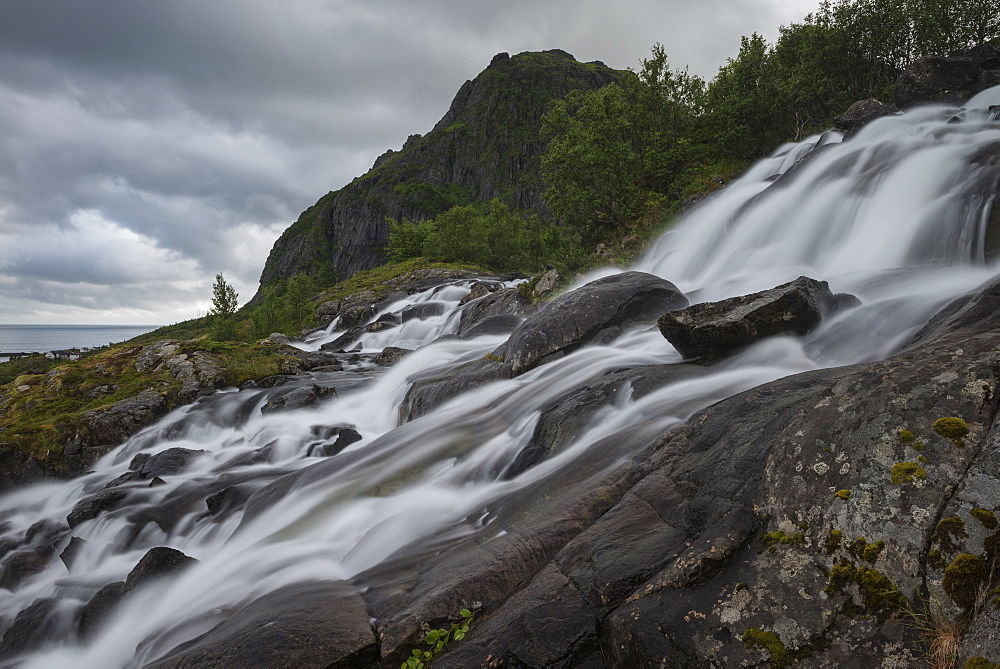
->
[[254, 50, 619, 299]]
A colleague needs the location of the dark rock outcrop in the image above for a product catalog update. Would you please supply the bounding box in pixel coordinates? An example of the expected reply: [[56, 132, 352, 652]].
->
[[373, 347, 413, 366], [253, 50, 619, 299], [0, 597, 62, 658], [658, 276, 840, 360], [79, 547, 198, 639], [66, 489, 129, 528], [307, 426, 362, 457], [404, 272, 687, 419], [834, 98, 901, 137], [456, 288, 525, 337], [498, 271, 688, 375], [146, 581, 378, 668], [894, 44, 1000, 108], [260, 384, 337, 414]]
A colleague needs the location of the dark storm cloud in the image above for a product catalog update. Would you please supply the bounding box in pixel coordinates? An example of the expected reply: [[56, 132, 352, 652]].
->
[[0, 0, 817, 323]]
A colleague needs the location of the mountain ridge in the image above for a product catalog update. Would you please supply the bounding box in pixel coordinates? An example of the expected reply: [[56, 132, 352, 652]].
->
[[253, 49, 619, 301]]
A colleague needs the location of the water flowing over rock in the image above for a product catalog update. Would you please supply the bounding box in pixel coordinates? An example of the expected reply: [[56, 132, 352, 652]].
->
[[145, 582, 378, 668], [833, 98, 901, 137], [3, 87, 1000, 667]]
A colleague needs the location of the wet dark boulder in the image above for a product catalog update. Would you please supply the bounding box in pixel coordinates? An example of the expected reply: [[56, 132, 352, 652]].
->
[[402, 358, 512, 421], [402, 301, 448, 321], [138, 447, 205, 479], [657, 276, 839, 360], [80, 547, 198, 639], [498, 271, 688, 375], [125, 547, 198, 591], [82, 390, 171, 454], [307, 426, 363, 457], [59, 536, 86, 570], [320, 327, 363, 353], [456, 287, 526, 337], [260, 384, 337, 414], [502, 363, 712, 479], [0, 550, 49, 589], [458, 314, 522, 339], [458, 281, 502, 306], [276, 348, 343, 373], [0, 597, 63, 657], [373, 347, 413, 366], [66, 489, 129, 528], [834, 98, 901, 138], [78, 581, 127, 639], [337, 303, 377, 331], [146, 581, 378, 669]]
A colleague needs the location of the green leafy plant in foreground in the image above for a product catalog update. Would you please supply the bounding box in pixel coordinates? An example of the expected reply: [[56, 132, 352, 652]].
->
[[401, 607, 477, 668]]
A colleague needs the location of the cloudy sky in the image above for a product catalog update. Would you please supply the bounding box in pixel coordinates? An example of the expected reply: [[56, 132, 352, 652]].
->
[[0, 0, 819, 325]]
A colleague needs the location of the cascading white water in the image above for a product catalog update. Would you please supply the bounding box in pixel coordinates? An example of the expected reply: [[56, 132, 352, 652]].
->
[[1, 86, 999, 668]]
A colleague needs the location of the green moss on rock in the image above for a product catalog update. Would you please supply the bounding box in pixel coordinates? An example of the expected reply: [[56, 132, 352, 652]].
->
[[742, 628, 799, 668], [933, 416, 969, 439], [890, 461, 926, 485], [897, 429, 916, 443], [943, 553, 987, 609], [971, 508, 998, 530], [824, 529, 844, 554], [933, 416, 970, 448], [933, 516, 968, 556], [834, 489, 850, 500], [964, 658, 998, 669]]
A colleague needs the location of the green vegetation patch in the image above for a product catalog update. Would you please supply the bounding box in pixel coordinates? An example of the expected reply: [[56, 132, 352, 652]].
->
[[823, 558, 908, 616], [890, 461, 927, 485], [0, 346, 179, 463], [932, 516, 968, 556], [741, 627, 806, 668], [313, 259, 485, 306], [762, 530, 805, 551], [971, 508, 999, 530], [942, 553, 987, 609], [824, 529, 844, 554], [933, 417, 969, 440], [1, 338, 291, 469]]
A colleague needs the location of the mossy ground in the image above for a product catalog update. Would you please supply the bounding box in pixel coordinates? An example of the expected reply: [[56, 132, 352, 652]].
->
[[311, 259, 486, 306], [0, 340, 284, 469]]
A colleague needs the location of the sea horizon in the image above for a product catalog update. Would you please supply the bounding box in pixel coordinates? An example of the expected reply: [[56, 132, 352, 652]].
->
[[0, 324, 161, 359]]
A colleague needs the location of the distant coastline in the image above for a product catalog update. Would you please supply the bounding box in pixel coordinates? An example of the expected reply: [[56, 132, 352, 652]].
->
[[0, 324, 160, 361]]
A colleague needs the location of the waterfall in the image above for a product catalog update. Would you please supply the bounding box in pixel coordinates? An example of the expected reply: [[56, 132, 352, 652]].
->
[[1, 86, 999, 668]]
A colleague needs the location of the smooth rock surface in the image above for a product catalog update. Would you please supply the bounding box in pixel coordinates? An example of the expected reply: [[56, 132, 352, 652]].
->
[[657, 275, 836, 360]]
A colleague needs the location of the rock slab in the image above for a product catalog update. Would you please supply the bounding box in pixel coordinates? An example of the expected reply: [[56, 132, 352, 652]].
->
[[657, 275, 835, 360]]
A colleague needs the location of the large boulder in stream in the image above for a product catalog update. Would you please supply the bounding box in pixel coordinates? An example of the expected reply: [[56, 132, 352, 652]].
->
[[657, 275, 854, 360], [79, 547, 198, 639], [498, 271, 688, 375]]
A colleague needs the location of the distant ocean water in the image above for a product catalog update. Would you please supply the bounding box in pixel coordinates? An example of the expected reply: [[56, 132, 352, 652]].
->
[[0, 325, 160, 361]]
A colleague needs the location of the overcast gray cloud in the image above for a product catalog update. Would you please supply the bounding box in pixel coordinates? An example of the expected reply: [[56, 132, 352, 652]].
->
[[0, 0, 819, 324]]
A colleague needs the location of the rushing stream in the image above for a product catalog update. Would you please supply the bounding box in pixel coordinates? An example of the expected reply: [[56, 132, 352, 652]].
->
[[1, 87, 999, 667]]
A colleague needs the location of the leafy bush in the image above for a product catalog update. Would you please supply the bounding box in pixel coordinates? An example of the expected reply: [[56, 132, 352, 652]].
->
[[401, 608, 476, 668], [386, 199, 585, 275]]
